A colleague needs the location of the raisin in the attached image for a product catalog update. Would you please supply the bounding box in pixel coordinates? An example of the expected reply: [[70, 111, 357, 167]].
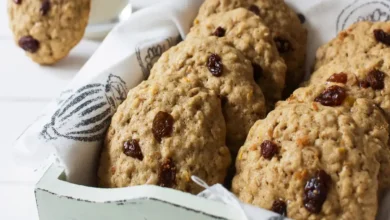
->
[[18, 36, 40, 53], [359, 80, 370, 88], [366, 69, 385, 90], [207, 54, 223, 77], [274, 37, 292, 53], [213, 27, 226, 37], [261, 140, 278, 160], [314, 85, 346, 106], [123, 139, 143, 160], [152, 111, 174, 142], [252, 63, 263, 81], [327, 73, 348, 84], [271, 199, 287, 216], [158, 158, 176, 188], [374, 29, 390, 46], [303, 170, 331, 214], [13, 0, 22, 4], [297, 13, 306, 24], [248, 5, 260, 16], [40, 0, 51, 16]]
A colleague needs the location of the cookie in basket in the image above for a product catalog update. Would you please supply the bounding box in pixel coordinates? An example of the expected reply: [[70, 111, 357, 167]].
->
[[98, 79, 231, 194], [188, 8, 286, 110], [305, 53, 390, 122], [148, 36, 266, 154], [195, 0, 307, 97], [7, 0, 90, 65], [285, 83, 390, 190], [315, 21, 390, 70], [232, 98, 388, 219]]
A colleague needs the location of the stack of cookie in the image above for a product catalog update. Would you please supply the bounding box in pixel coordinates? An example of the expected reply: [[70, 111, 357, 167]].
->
[[232, 21, 390, 219], [98, 0, 307, 195]]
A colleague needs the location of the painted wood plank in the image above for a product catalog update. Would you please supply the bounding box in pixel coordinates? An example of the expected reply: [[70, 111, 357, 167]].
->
[[0, 1, 11, 38], [0, 101, 48, 183], [0, 39, 99, 100], [0, 184, 39, 220]]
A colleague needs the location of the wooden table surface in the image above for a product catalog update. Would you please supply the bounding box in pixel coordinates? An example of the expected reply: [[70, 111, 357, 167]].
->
[[0, 3, 101, 219]]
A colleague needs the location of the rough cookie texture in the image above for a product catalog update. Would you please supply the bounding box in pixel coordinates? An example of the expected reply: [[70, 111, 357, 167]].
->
[[8, 0, 90, 65], [188, 8, 287, 109], [315, 21, 390, 70], [233, 99, 388, 219], [286, 83, 390, 190], [98, 79, 231, 194], [306, 53, 390, 121], [149, 37, 266, 154], [195, 0, 307, 97]]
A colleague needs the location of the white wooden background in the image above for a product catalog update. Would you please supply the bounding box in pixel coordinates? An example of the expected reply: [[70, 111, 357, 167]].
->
[[0, 3, 101, 219]]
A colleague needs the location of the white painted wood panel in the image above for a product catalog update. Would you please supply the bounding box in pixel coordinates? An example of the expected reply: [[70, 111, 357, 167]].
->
[[0, 101, 48, 183], [0, 185, 39, 220], [0, 2, 100, 219], [0, 39, 100, 100]]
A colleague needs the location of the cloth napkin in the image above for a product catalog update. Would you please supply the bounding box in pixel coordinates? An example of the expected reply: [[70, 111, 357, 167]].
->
[[13, 0, 390, 219]]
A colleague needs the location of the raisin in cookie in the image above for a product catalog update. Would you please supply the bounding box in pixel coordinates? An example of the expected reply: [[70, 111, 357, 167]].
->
[[306, 53, 390, 122], [233, 99, 387, 219], [98, 79, 231, 194], [315, 21, 390, 70], [195, 0, 307, 97], [148, 37, 266, 154], [285, 83, 390, 190], [188, 8, 286, 109], [8, 0, 90, 65]]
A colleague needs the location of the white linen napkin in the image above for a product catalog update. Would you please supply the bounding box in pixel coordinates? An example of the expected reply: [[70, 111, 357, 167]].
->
[[13, 0, 390, 219]]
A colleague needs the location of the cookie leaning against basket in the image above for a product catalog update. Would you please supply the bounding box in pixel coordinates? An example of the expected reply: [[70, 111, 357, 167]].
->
[[188, 8, 287, 110], [315, 21, 390, 70], [149, 36, 266, 154], [233, 89, 388, 219], [298, 53, 390, 190], [98, 78, 231, 194], [7, 0, 90, 65], [195, 0, 307, 97]]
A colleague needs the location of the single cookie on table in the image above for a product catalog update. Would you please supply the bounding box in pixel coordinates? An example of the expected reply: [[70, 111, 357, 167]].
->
[[8, 0, 90, 65], [194, 0, 307, 97], [98, 79, 231, 194], [148, 36, 266, 154], [315, 21, 390, 70], [285, 82, 390, 190], [232, 97, 388, 219], [188, 8, 286, 110]]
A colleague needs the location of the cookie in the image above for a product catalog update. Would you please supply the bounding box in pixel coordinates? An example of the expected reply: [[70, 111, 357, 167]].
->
[[8, 0, 90, 65], [306, 53, 390, 121], [315, 21, 390, 70], [195, 0, 307, 97], [286, 83, 390, 190], [188, 8, 287, 109], [232, 98, 387, 219], [98, 79, 231, 194], [148, 37, 266, 154]]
